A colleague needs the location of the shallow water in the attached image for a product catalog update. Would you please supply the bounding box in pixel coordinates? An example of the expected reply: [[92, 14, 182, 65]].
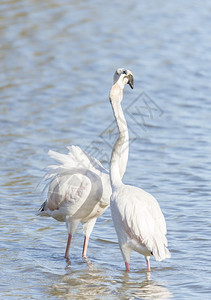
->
[[1, 0, 211, 299]]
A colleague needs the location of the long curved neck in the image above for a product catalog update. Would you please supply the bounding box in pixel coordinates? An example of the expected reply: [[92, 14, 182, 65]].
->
[[109, 83, 129, 188]]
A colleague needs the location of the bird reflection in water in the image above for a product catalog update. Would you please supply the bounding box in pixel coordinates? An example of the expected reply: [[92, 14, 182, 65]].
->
[[116, 270, 172, 299], [50, 261, 172, 299]]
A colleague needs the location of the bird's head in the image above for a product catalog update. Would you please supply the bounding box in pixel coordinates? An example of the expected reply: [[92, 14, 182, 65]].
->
[[113, 68, 134, 89]]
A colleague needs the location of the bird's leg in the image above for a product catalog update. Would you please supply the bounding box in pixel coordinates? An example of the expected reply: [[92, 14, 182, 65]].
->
[[64, 234, 72, 258], [125, 262, 130, 272], [82, 235, 89, 258], [146, 257, 151, 271]]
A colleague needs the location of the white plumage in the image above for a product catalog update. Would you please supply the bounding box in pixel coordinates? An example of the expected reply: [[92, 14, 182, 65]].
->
[[39, 145, 111, 257], [40, 146, 110, 223], [38, 69, 130, 258], [109, 68, 170, 271]]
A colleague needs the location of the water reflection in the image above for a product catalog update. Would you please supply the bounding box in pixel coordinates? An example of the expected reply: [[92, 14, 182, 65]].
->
[[116, 271, 172, 300], [50, 265, 112, 299], [48, 260, 172, 299]]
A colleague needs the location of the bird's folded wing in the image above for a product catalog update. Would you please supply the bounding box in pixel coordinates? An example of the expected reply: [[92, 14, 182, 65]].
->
[[122, 188, 168, 259], [45, 172, 92, 215]]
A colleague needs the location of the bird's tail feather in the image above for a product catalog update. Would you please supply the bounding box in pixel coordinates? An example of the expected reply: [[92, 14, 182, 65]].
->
[[48, 146, 106, 172], [39, 145, 108, 192], [152, 235, 171, 261]]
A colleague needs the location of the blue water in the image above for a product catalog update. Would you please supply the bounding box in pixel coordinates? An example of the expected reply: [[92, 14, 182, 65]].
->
[[0, 0, 211, 299]]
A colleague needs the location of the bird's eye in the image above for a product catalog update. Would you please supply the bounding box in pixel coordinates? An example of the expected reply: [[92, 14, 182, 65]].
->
[[123, 70, 127, 74]]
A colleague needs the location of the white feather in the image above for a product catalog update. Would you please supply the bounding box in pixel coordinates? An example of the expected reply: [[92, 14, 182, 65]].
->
[[38, 69, 131, 257], [39, 146, 110, 226], [109, 69, 170, 270]]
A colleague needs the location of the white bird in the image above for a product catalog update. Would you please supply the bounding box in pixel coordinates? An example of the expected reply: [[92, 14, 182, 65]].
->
[[109, 69, 170, 271], [38, 69, 131, 259]]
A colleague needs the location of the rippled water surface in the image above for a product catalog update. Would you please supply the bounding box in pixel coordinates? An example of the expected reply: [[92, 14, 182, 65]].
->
[[1, 0, 211, 299]]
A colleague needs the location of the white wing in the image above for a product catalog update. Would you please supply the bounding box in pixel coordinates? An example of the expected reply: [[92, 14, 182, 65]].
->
[[45, 145, 108, 180], [115, 185, 170, 261], [39, 146, 108, 220]]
